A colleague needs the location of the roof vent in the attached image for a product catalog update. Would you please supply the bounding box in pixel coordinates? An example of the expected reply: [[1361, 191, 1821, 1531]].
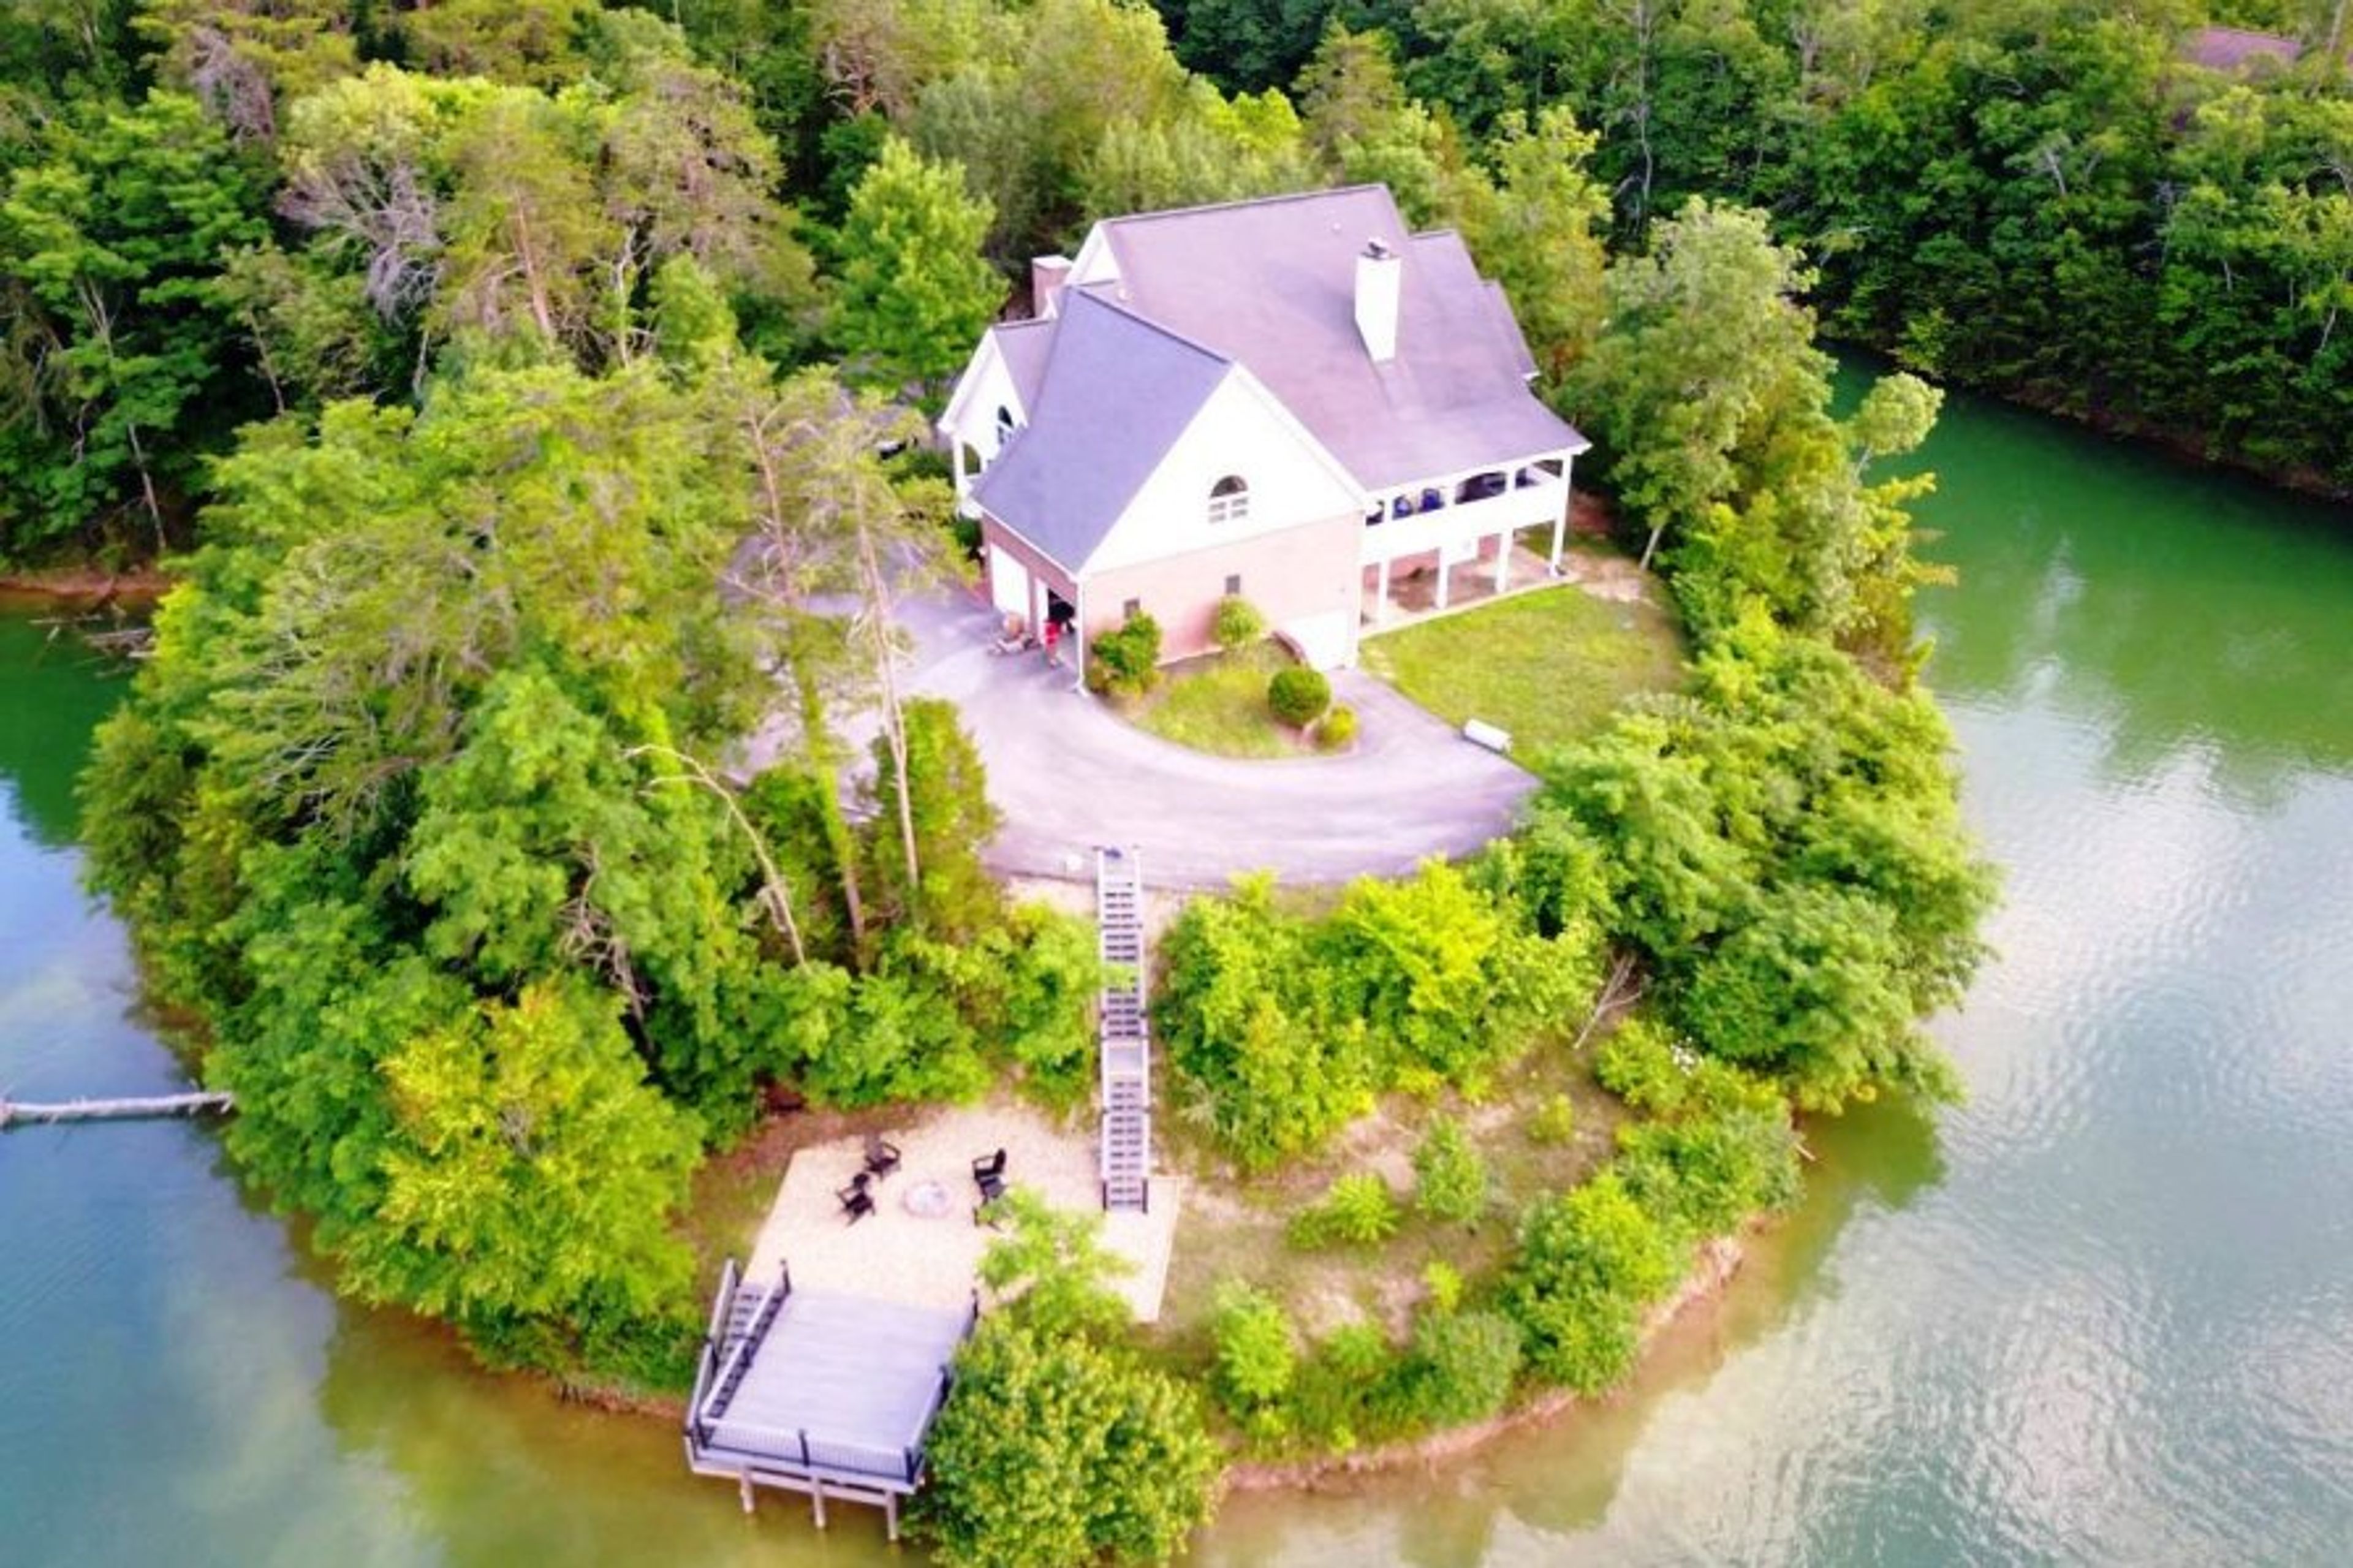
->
[[1355, 237, 1401, 363]]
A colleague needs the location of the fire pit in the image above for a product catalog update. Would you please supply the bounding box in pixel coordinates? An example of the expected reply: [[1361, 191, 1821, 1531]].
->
[[901, 1179, 953, 1219]]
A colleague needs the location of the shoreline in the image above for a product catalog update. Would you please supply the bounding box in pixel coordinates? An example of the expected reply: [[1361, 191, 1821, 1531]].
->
[[1220, 1232, 1749, 1494], [587, 1210, 1757, 1501], [0, 566, 173, 607]]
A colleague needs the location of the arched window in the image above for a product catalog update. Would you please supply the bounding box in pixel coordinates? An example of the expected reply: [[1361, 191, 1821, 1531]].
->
[[995, 405, 1017, 452], [1207, 474, 1250, 524]]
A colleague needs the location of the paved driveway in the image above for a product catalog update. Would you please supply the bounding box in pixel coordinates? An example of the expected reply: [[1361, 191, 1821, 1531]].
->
[[895, 591, 1536, 889]]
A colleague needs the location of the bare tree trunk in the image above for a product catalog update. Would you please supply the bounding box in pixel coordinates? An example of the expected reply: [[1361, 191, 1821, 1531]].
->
[[513, 206, 556, 341], [1615, 0, 1660, 229], [629, 743, 808, 966], [77, 279, 167, 553], [790, 653, 867, 956], [855, 513, 922, 910], [1570, 951, 1646, 1055]]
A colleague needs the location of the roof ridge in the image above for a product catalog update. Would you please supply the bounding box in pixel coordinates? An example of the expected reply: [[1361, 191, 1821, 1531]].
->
[[1062, 285, 1235, 371], [2194, 23, 2296, 39], [1093, 183, 1393, 230]]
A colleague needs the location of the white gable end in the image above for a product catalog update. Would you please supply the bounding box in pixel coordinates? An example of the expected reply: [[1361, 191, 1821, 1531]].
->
[[1086, 370, 1364, 575], [939, 330, 1029, 458]]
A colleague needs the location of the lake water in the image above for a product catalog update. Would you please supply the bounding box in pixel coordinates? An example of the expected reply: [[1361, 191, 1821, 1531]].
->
[[5, 384, 2352, 1564]]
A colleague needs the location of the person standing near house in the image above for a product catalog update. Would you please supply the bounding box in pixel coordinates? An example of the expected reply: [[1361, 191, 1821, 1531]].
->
[[1041, 616, 1061, 667]]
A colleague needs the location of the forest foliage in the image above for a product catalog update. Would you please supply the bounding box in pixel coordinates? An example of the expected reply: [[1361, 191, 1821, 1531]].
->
[[6, 1, 2036, 1558], [78, 342, 1097, 1378], [16, 0, 2335, 563]]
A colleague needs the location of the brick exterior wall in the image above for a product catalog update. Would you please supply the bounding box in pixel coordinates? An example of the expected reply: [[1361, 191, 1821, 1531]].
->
[[1079, 512, 1362, 664]]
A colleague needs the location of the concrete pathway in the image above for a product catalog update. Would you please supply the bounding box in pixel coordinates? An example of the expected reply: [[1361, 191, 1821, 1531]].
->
[[895, 590, 1536, 889]]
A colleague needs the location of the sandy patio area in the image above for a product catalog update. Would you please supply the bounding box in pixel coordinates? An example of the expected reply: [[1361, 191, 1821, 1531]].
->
[[743, 1097, 1181, 1324]]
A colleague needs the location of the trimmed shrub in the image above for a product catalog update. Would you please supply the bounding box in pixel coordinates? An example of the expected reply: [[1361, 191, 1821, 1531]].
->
[[1290, 1320, 1401, 1451], [1503, 1172, 1685, 1394], [1411, 1116, 1490, 1225], [1211, 1281, 1298, 1430], [1316, 703, 1358, 751], [1616, 1102, 1802, 1241], [1088, 610, 1161, 698], [1422, 1259, 1464, 1314], [1213, 595, 1265, 650], [1530, 1091, 1578, 1145], [1287, 1172, 1400, 1249], [1593, 1017, 1699, 1115], [1399, 1308, 1523, 1428], [1267, 667, 1331, 727]]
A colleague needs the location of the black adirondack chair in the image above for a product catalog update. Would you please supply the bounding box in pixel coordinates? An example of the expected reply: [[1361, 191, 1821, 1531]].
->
[[971, 1148, 1007, 1203], [838, 1176, 876, 1224], [863, 1135, 902, 1181]]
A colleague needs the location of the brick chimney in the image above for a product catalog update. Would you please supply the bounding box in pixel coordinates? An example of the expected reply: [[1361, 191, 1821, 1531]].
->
[[1354, 238, 1401, 362], [1031, 255, 1073, 319]]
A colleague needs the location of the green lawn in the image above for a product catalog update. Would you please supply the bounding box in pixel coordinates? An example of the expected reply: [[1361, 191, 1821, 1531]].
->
[[1360, 580, 1685, 760], [1131, 642, 1308, 759]]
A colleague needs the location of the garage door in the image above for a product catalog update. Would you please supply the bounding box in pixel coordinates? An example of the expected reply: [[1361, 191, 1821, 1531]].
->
[[990, 545, 1031, 624], [1277, 610, 1355, 671]]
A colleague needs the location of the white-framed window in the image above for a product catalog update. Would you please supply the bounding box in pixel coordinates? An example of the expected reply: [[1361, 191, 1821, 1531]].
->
[[995, 405, 1017, 452], [1207, 474, 1249, 524]]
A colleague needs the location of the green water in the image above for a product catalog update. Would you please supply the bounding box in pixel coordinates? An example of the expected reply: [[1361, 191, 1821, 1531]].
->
[[6, 381, 2353, 1564]]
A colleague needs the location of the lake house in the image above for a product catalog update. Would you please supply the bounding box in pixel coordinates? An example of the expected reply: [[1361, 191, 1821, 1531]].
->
[[938, 185, 1590, 672]]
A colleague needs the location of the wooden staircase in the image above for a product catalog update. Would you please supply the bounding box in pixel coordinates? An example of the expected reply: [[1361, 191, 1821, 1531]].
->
[[691, 1258, 791, 1433], [1096, 847, 1152, 1213]]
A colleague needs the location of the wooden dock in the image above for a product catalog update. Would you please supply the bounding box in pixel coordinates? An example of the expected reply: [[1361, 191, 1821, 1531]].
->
[[0, 1091, 233, 1131], [684, 1258, 976, 1539]]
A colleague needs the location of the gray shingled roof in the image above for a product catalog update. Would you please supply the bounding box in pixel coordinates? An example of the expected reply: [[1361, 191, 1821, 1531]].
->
[[2183, 25, 2303, 71], [1096, 186, 1584, 491], [974, 186, 1585, 574], [971, 289, 1231, 572], [991, 317, 1053, 413]]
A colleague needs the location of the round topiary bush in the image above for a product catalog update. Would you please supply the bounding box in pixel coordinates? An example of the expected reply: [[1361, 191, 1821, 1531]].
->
[[1213, 595, 1265, 650], [1267, 667, 1331, 728], [1316, 703, 1358, 751]]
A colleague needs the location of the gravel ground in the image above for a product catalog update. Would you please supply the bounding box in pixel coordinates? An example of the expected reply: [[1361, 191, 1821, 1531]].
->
[[744, 1097, 1180, 1324]]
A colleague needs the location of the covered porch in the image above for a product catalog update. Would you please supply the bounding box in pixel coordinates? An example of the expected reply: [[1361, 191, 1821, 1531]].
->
[[1360, 530, 1563, 629], [1358, 455, 1575, 623]]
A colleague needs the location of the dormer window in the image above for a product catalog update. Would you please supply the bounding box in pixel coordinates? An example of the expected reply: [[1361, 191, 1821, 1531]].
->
[[1208, 475, 1249, 524], [995, 405, 1016, 452]]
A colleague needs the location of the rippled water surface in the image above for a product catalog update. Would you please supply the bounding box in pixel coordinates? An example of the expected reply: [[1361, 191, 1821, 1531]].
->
[[1204, 393, 2353, 1563], [4, 382, 2352, 1565]]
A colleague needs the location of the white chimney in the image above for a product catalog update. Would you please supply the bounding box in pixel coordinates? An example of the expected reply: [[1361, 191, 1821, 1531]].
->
[[1354, 238, 1401, 363], [1031, 254, 1073, 319]]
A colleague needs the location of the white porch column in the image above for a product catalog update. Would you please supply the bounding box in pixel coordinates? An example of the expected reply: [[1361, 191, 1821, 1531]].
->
[[1551, 452, 1573, 571], [1028, 569, 1044, 638], [952, 438, 969, 501], [1494, 529, 1511, 593], [1374, 555, 1390, 623], [1434, 551, 1452, 612]]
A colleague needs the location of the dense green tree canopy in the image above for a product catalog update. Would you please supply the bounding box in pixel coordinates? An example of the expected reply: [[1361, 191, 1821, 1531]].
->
[[1, 91, 270, 554], [922, 1317, 1220, 1567], [830, 135, 1002, 398], [80, 345, 1088, 1374]]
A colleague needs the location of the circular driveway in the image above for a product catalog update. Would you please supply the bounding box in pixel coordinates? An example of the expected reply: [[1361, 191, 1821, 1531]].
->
[[896, 591, 1536, 889]]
